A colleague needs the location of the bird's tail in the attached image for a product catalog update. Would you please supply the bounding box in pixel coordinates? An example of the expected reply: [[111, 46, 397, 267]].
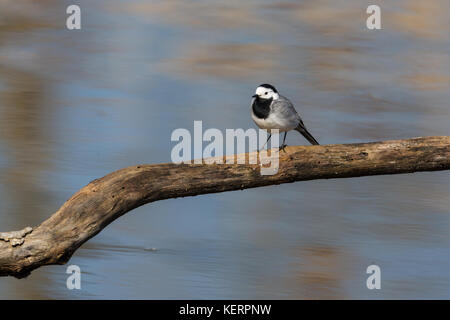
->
[[295, 124, 320, 145]]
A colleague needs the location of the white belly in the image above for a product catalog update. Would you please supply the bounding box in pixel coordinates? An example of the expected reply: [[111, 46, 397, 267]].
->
[[251, 112, 298, 132]]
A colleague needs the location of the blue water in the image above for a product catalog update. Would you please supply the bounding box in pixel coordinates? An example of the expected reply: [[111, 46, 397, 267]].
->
[[0, 0, 449, 299]]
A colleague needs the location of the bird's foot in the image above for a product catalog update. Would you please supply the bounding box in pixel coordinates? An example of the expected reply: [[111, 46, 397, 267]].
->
[[279, 144, 287, 152]]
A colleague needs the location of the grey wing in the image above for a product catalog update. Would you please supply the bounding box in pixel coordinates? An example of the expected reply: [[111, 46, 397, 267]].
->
[[271, 95, 301, 128], [276, 96, 319, 145]]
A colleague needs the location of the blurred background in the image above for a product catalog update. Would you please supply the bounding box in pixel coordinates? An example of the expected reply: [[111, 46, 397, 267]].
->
[[0, 0, 449, 299]]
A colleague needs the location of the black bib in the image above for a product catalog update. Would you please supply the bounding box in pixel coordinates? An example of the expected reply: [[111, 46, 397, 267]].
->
[[252, 97, 272, 119]]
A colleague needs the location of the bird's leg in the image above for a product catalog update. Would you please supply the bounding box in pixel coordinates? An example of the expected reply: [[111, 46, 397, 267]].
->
[[259, 133, 272, 151], [279, 132, 288, 152]]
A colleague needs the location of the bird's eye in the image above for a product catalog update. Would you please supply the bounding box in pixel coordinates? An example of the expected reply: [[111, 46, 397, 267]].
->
[[265, 92, 268, 95]]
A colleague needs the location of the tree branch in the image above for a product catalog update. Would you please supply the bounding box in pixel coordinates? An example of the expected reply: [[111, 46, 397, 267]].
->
[[1, 136, 449, 278]]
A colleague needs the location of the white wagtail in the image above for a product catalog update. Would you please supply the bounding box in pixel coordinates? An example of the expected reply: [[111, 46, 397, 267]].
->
[[251, 83, 319, 150]]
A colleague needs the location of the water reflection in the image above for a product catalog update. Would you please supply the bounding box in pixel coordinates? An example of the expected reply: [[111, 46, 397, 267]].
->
[[0, 0, 62, 299], [289, 246, 350, 299], [0, 0, 449, 299]]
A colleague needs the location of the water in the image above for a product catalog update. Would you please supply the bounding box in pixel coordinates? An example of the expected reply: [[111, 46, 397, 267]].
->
[[0, 0, 449, 299]]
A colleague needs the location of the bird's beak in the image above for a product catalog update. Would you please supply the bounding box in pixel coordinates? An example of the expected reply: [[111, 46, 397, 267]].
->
[[252, 94, 258, 98]]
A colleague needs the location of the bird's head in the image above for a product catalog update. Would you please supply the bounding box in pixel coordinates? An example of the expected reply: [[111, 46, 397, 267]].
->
[[252, 84, 279, 100]]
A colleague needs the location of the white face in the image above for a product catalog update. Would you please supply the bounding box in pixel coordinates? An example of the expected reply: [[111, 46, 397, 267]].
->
[[255, 86, 279, 100]]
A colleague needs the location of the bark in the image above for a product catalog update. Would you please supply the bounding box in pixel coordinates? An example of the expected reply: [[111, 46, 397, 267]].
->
[[1, 136, 449, 278]]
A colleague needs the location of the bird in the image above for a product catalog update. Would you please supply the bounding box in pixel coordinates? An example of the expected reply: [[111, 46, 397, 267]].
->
[[250, 83, 319, 151]]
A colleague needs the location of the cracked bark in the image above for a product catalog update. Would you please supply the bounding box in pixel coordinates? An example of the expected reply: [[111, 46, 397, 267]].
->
[[0, 136, 449, 278]]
